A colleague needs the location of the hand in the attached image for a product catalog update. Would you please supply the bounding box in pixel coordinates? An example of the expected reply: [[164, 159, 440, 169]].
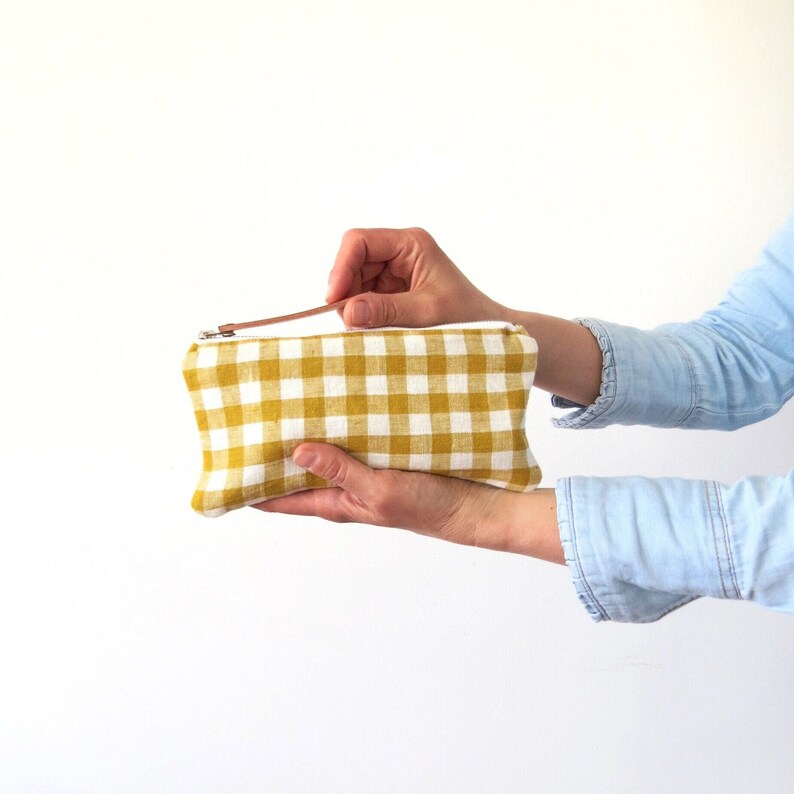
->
[[326, 227, 507, 329], [252, 443, 564, 564], [324, 227, 602, 404]]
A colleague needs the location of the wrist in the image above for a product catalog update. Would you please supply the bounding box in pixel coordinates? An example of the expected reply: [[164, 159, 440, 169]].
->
[[497, 488, 564, 564], [505, 488, 565, 564]]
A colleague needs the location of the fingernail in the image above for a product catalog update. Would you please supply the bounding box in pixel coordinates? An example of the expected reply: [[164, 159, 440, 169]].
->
[[351, 300, 370, 327], [294, 450, 318, 472]]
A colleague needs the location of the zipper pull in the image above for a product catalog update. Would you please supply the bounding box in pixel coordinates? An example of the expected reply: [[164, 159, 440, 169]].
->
[[199, 328, 236, 340], [199, 298, 351, 339]]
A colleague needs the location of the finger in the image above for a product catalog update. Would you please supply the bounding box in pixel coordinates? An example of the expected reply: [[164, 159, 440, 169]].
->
[[342, 290, 440, 329], [360, 264, 410, 296], [326, 228, 415, 303], [251, 487, 348, 519], [292, 442, 379, 502]]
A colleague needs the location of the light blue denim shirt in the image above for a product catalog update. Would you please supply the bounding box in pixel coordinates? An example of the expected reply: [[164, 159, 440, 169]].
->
[[554, 210, 794, 622]]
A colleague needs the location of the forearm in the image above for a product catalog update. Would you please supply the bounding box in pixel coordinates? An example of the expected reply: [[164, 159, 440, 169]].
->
[[495, 305, 602, 406]]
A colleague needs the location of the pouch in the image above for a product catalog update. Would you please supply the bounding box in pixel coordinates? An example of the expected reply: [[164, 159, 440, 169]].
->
[[183, 322, 542, 517]]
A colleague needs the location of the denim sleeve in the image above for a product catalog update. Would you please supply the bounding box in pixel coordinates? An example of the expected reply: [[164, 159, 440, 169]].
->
[[552, 209, 794, 430], [557, 472, 794, 623], [552, 211, 794, 623]]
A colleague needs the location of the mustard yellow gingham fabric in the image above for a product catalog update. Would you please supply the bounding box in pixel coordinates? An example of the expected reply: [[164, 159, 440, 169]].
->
[[183, 324, 542, 517]]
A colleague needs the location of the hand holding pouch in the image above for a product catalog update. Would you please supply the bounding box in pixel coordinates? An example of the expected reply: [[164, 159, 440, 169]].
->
[[183, 322, 542, 517]]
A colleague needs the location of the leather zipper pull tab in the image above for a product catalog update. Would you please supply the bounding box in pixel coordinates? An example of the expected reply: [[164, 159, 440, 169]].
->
[[199, 298, 351, 339]]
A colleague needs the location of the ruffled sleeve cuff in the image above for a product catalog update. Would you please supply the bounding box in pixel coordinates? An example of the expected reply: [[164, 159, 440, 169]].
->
[[551, 319, 618, 429], [551, 318, 696, 429]]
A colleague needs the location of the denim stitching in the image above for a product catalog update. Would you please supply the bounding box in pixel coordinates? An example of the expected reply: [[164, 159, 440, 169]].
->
[[565, 479, 609, 621], [705, 480, 730, 598], [714, 482, 743, 600]]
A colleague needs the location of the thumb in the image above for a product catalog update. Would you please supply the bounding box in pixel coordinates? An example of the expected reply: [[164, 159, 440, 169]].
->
[[293, 443, 377, 500], [342, 291, 439, 329]]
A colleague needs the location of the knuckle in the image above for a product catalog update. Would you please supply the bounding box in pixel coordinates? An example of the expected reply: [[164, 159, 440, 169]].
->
[[407, 226, 431, 242], [327, 504, 352, 524], [405, 227, 439, 261], [379, 295, 399, 326], [409, 227, 439, 251], [318, 455, 347, 485], [340, 228, 366, 251]]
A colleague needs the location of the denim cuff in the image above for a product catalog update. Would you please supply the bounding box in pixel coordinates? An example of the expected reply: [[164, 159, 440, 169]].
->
[[551, 318, 696, 429], [556, 476, 703, 624], [551, 318, 617, 429], [557, 469, 794, 623]]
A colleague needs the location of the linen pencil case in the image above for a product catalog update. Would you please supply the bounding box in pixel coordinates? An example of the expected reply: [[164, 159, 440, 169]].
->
[[183, 321, 542, 517]]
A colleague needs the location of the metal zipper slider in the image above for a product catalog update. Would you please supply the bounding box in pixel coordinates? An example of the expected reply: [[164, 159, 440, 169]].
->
[[199, 298, 351, 339]]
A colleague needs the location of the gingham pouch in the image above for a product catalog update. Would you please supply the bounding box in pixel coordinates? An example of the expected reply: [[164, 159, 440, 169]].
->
[[183, 322, 542, 517]]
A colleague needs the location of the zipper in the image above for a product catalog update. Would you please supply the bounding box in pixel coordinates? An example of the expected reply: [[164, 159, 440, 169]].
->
[[197, 297, 524, 341], [197, 319, 521, 343]]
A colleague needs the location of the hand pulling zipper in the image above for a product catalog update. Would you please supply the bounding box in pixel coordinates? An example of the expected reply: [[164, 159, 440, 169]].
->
[[198, 297, 523, 341]]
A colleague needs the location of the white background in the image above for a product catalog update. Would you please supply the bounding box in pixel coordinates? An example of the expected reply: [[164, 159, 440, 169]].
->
[[2, 1, 794, 792]]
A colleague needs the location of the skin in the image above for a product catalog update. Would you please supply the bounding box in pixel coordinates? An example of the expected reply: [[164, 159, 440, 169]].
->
[[253, 228, 603, 565]]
